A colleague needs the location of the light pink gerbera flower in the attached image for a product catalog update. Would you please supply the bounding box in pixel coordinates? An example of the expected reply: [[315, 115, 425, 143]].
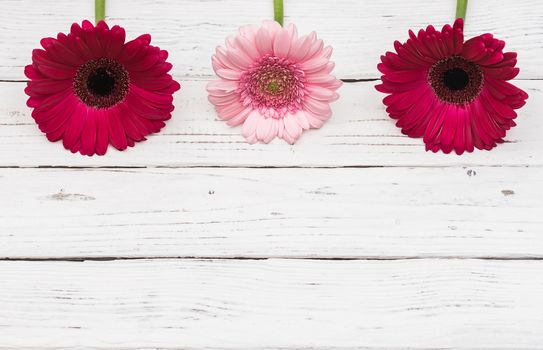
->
[[207, 21, 342, 144]]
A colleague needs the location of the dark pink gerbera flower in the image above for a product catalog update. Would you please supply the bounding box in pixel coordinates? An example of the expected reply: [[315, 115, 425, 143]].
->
[[376, 19, 528, 154], [25, 20, 180, 156]]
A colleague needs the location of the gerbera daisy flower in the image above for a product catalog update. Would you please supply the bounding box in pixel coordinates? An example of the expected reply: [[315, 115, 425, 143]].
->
[[24, 20, 180, 155], [207, 20, 341, 144], [376, 18, 528, 154]]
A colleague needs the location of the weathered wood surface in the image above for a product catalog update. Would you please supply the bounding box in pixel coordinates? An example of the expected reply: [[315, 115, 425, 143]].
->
[[1, 0, 542, 80], [1, 259, 543, 349], [1, 166, 541, 259], [1, 1, 542, 349], [0, 80, 541, 168]]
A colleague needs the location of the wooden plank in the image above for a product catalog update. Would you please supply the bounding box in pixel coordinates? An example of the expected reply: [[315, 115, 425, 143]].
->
[[0, 0, 542, 80], [0, 259, 542, 349], [1, 166, 541, 259], [0, 80, 541, 168]]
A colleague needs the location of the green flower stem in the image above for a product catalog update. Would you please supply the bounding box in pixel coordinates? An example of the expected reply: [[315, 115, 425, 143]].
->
[[95, 0, 106, 23], [274, 0, 283, 26], [456, 0, 468, 20]]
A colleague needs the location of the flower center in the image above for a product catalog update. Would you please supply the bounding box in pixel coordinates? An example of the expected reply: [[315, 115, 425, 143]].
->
[[266, 81, 282, 94], [87, 67, 116, 96], [239, 55, 305, 119], [74, 57, 129, 108], [428, 56, 483, 104], [443, 68, 469, 91]]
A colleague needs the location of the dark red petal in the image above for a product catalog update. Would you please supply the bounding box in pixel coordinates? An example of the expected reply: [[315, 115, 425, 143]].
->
[[107, 108, 128, 151], [130, 73, 176, 91], [30, 89, 73, 112], [130, 84, 174, 108], [81, 20, 95, 30], [36, 96, 77, 135], [105, 25, 126, 58], [118, 105, 145, 141], [125, 92, 173, 120], [381, 69, 424, 83], [70, 38, 93, 61], [32, 49, 75, 71], [96, 20, 109, 30], [25, 65, 46, 80], [26, 79, 71, 96], [396, 88, 436, 137], [51, 34, 85, 66], [125, 47, 160, 71], [80, 110, 97, 156], [81, 25, 104, 58], [62, 106, 86, 151], [95, 109, 109, 156], [423, 102, 447, 146]]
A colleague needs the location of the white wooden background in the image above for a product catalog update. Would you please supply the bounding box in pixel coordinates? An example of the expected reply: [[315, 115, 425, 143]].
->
[[1, 0, 542, 349]]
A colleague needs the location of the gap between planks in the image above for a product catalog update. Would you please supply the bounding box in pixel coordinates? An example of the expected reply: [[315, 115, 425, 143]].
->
[[2, 256, 543, 262], [0, 165, 540, 170]]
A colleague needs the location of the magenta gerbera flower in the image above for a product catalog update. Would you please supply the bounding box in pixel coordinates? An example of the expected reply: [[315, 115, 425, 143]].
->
[[24, 20, 180, 156], [376, 18, 528, 154], [207, 20, 341, 144]]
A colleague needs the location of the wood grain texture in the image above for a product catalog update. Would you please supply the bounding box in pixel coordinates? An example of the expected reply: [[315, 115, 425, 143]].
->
[[1, 1, 542, 348], [0, 80, 541, 168], [1, 166, 541, 259], [1, 0, 542, 80], [1, 259, 543, 349]]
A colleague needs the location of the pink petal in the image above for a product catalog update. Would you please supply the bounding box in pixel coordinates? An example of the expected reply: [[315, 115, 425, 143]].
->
[[302, 37, 323, 62], [207, 80, 238, 93], [294, 111, 310, 130], [283, 114, 303, 143], [216, 102, 246, 121], [262, 20, 282, 34], [227, 107, 252, 127], [226, 49, 252, 69], [216, 69, 241, 80], [305, 112, 325, 129], [304, 97, 332, 119], [289, 33, 315, 61], [273, 29, 291, 58], [302, 56, 330, 73], [235, 35, 260, 60], [256, 117, 274, 143], [307, 86, 337, 101], [208, 93, 239, 107], [255, 27, 273, 56], [241, 110, 261, 141]]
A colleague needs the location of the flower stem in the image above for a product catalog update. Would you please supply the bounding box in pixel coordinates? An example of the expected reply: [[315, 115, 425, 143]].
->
[[95, 0, 106, 23], [274, 0, 283, 26], [455, 0, 468, 20]]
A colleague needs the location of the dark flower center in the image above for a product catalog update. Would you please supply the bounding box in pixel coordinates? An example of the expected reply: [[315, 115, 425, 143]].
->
[[443, 68, 469, 91], [428, 56, 483, 104], [74, 58, 129, 108], [87, 67, 116, 96]]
